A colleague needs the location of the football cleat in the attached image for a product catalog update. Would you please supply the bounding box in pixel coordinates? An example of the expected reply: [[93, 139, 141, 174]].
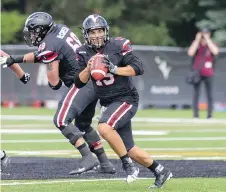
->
[[149, 168, 173, 188], [97, 162, 116, 174], [69, 155, 99, 175], [122, 158, 139, 183]]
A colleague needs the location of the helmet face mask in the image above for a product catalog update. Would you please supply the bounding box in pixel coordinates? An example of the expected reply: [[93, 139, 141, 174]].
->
[[23, 12, 53, 47], [82, 14, 109, 49], [87, 28, 106, 48]]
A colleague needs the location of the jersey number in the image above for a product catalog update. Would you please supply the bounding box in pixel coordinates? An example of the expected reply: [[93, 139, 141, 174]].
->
[[66, 32, 81, 52], [96, 73, 115, 86]]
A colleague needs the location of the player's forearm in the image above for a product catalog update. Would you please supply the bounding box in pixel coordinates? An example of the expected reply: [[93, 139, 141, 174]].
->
[[1, 50, 26, 78], [23, 52, 36, 63], [9, 64, 26, 79], [79, 67, 90, 83], [115, 66, 136, 76]]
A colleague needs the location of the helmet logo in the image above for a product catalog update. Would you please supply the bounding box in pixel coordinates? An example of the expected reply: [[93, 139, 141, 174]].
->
[[89, 14, 99, 23], [38, 42, 46, 51]]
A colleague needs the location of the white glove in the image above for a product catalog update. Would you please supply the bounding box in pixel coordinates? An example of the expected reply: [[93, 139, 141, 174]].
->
[[0, 56, 8, 68]]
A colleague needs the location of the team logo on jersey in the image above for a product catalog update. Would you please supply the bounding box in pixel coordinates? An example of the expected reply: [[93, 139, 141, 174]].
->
[[38, 42, 46, 51]]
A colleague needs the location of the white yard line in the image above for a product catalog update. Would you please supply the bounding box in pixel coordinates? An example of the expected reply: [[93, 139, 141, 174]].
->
[[6, 147, 226, 155], [184, 157, 226, 160], [2, 124, 226, 129], [0, 129, 168, 135], [0, 177, 153, 186], [2, 115, 226, 124], [2, 136, 226, 143], [2, 124, 54, 128], [135, 137, 226, 141]]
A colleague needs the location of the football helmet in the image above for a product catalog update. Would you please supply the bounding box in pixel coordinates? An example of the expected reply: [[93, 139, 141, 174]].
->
[[82, 14, 109, 48], [23, 12, 54, 46]]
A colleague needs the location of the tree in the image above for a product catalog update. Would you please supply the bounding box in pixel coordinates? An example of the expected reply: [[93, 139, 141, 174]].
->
[[1, 11, 26, 44], [196, 0, 226, 46]]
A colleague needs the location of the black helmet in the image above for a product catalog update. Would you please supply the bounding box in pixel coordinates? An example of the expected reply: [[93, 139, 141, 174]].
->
[[82, 14, 109, 48], [23, 12, 54, 46]]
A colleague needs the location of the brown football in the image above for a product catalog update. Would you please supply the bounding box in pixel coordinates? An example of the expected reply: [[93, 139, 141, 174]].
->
[[91, 54, 108, 81]]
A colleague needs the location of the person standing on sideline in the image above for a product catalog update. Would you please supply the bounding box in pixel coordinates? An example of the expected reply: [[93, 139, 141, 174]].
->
[[187, 28, 219, 118]]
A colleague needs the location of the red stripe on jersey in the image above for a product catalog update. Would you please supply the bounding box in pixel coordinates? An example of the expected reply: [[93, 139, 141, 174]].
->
[[37, 50, 58, 63]]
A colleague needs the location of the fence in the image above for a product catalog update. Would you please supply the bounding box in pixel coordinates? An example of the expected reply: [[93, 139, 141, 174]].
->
[[1, 45, 226, 109]]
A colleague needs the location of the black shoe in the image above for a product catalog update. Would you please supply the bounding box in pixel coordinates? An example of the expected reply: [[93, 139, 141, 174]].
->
[[1, 151, 10, 172], [98, 162, 116, 174], [69, 155, 99, 175], [122, 158, 139, 183], [150, 168, 173, 188]]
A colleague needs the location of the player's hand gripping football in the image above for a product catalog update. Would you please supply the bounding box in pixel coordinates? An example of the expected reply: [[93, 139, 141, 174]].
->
[[102, 55, 118, 74], [86, 56, 96, 73], [0, 55, 16, 68]]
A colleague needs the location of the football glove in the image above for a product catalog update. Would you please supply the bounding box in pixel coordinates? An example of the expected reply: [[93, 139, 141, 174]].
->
[[20, 73, 31, 84], [102, 55, 118, 74], [0, 56, 16, 68]]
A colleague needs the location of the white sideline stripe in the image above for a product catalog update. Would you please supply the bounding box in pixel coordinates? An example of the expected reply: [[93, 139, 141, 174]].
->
[[0, 129, 168, 135], [173, 129, 226, 133], [0, 177, 153, 186], [2, 115, 226, 124], [2, 124, 54, 128], [2, 125, 226, 133], [6, 147, 226, 155], [135, 137, 226, 141], [2, 137, 226, 143], [184, 157, 226, 160]]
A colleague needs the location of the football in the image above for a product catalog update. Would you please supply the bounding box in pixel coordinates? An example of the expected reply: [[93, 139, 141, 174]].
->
[[91, 54, 108, 81]]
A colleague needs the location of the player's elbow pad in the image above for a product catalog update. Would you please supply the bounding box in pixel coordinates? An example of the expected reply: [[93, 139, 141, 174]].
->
[[48, 80, 62, 90], [74, 74, 86, 88]]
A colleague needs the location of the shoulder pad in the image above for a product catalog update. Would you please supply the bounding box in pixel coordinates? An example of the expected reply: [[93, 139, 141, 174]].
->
[[111, 37, 133, 56]]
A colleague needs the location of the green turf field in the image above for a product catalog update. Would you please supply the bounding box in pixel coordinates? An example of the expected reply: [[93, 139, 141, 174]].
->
[[1, 107, 226, 159], [1, 107, 226, 191], [2, 178, 226, 192]]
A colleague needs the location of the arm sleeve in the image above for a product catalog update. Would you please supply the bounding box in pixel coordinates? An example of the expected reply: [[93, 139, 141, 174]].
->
[[121, 52, 144, 76], [118, 38, 144, 75]]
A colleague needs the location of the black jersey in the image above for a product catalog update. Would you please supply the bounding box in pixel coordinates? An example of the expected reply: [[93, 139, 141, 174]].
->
[[35, 24, 82, 87], [75, 37, 144, 106]]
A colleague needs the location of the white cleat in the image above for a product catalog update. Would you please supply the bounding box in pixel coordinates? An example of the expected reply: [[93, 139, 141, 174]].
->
[[126, 167, 139, 183]]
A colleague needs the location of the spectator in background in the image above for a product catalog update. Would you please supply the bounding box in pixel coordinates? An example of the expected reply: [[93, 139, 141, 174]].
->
[[187, 28, 219, 119]]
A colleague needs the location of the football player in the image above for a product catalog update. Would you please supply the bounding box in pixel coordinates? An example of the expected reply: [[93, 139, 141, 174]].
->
[[74, 14, 173, 187], [0, 12, 115, 174]]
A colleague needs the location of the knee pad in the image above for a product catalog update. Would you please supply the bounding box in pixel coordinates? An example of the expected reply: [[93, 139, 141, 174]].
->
[[83, 127, 101, 152], [60, 123, 84, 145]]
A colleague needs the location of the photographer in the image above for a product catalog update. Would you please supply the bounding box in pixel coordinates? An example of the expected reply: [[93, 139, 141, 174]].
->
[[187, 28, 219, 119]]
